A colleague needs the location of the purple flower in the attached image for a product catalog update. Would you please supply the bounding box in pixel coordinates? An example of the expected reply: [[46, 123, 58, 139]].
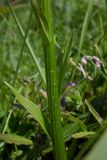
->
[[81, 55, 101, 68], [92, 56, 101, 68], [67, 82, 75, 87]]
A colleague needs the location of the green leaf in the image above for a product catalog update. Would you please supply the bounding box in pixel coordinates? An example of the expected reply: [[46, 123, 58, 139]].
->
[[8, 2, 46, 84], [0, 134, 32, 145], [62, 112, 87, 132], [30, 0, 50, 43], [84, 130, 107, 160], [63, 123, 80, 141], [72, 131, 95, 139], [78, 0, 93, 56], [85, 100, 103, 125], [58, 32, 73, 95], [5, 82, 50, 138], [68, 115, 87, 132]]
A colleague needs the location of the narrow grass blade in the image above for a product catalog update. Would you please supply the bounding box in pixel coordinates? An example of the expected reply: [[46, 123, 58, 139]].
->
[[72, 131, 95, 139], [12, 10, 33, 85], [0, 134, 33, 145], [8, 2, 46, 84], [5, 82, 50, 138], [2, 109, 12, 134], [85, 100, 103, 125], [30, 0, 50, 43], [3, 12, 33, 133], [78, 0, 93, 58], [70, 0, 93, 80], [58, 33, 73, 95]]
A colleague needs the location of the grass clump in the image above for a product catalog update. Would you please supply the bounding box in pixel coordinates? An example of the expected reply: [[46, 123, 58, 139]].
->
[[0, 0, 107, 160]]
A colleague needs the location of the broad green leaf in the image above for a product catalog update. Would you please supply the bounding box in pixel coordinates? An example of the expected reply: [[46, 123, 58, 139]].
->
[[63, 123, 80, 141], [0, 134, 32, 145], [72, 131, 95, 139], [62, 112, 87, 131], [85, 100, 103, 125], [5, 82, 50, 138], [84, 130, 107, 160], [67, 114, 87, 132]]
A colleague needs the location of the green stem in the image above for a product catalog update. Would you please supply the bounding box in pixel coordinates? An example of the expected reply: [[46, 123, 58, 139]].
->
[[43, 1, 67, 159], [30, 0, 67, 159]]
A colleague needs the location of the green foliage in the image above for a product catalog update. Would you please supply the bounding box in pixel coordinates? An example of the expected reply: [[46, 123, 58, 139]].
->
[[5, 82, 50, 138], [0, 0, 107, 159], [0, 133, 33, 145]]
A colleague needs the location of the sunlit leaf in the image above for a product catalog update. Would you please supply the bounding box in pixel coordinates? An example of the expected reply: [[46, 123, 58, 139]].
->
[[0, 134, 33, 145], [72, 131, 95, 139]]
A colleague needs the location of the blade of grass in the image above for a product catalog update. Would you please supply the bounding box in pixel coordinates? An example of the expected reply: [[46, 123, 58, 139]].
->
[[71, 0, 93, 81], [85, 100, 103, 125], [5, 82, 50, 138], [0, 133, 33, 145], [2, 9, 33, 134], [7, 1, 46, 84], [58, 32, 73, 95], [78, 0, 93, 57], [72, 131, 95, 139], [2, 109, 12, 134], [29, 0, 50, 43], [12, 9, 33, 85], [30, 0, 67, 159]]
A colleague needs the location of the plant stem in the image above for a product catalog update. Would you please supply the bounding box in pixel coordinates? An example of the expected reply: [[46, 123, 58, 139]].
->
[[30, 0, 67, 159], [42, 1, 67, 159]]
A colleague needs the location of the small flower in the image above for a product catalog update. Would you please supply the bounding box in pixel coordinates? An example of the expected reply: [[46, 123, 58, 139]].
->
[[92, 56, 101, 68], [67, 82, 75, 87], [81, 56, 92, 64], [81, 55, 101, 68], [81, 57, 87, 64]]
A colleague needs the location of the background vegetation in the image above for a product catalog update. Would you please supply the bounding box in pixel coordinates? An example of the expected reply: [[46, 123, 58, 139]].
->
[[0, 0, 107, 159]]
